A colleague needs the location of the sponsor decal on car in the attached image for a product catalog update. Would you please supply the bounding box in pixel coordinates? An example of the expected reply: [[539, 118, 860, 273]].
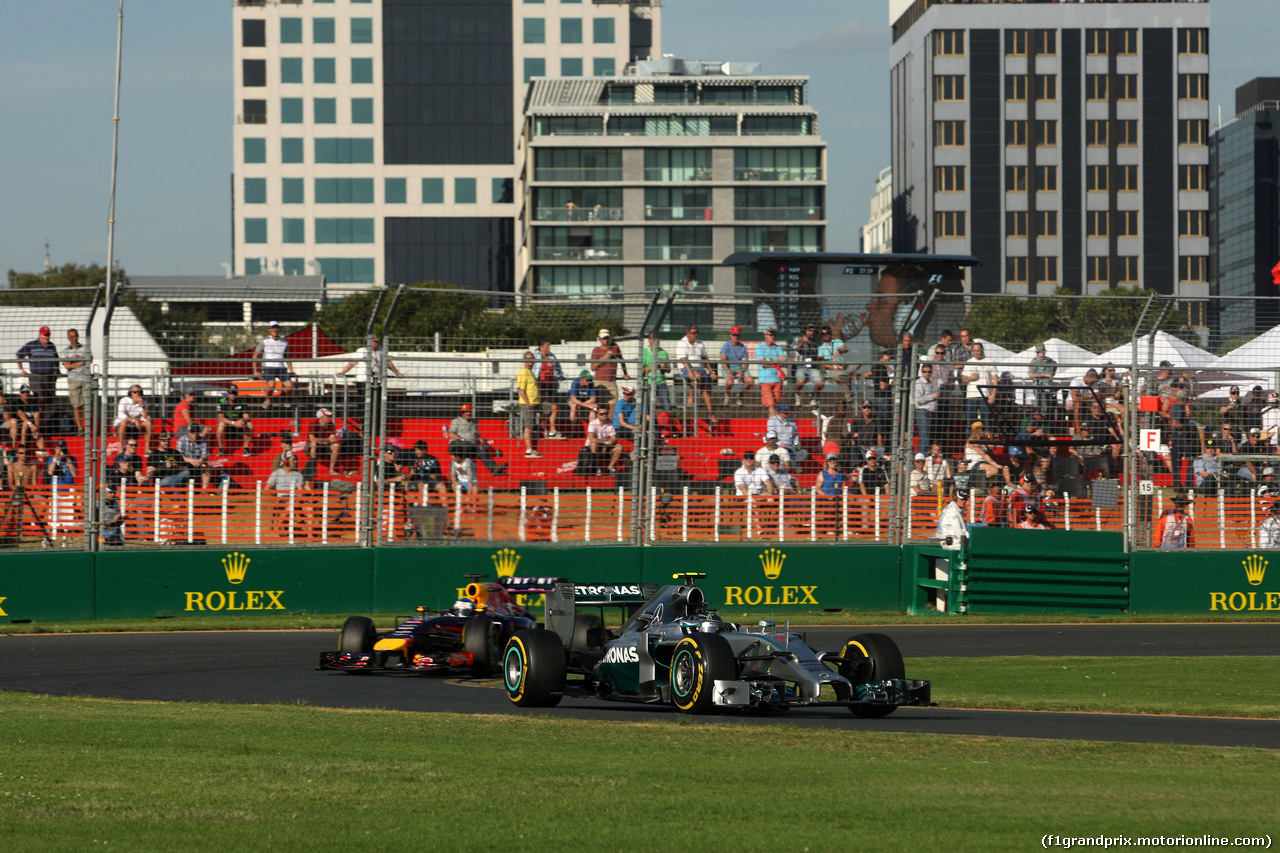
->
[[184, 552, 284, 611], [1209, 555, 1279, 611], [601, 645, 640, 664], [576, 584, 643, 597]]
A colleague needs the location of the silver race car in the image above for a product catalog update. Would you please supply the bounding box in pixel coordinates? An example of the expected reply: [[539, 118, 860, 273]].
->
[[502, 573, 931, 715]]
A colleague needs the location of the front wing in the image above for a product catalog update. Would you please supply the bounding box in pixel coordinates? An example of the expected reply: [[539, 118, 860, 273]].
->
[[317, 650, 478, 674]]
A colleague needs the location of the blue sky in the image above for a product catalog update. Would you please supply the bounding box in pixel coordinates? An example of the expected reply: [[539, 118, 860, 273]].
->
[[0, 1, 1270, 277]]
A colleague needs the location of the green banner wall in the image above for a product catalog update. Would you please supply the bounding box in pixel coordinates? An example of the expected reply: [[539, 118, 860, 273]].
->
[[1130, 549, 1280, 614], [0, 552, 95, 622]]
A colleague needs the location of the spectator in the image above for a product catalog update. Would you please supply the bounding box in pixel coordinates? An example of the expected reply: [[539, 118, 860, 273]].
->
[[1, 389, 17, 446], [589, 329, 628, 419], [719, 325, 755, 407], [1240, 386, 1265, 434], [956, 328, 976, 361], [14, 385, 42, 452], [61, 328, 91, 432], [675, 325, 717, 433], [109, 438, 146, 491], [910, 453, 935, 497], [818, 402, 847, 460], [1257, 466, 1277, 498], [766, 405, 806, 464], [848, 401, 886, 461], [307, 408, 341, 470], [267, 451, 305, 492], [1261, 392, 1280, 446], [981, 486, 1005, 528], [1028, 343, 1058, 410], [755, 329, 787, 411], [1257, 499, 1280, 548], [253, 321, 295, 407], [935, 329, 967, 365], [114, 384, 154, 456], [924, 443, 954, 495], [534, 339, 566, 439], [515, 351, 543, 460], [568, 370, 600, 422], [15, 325, 59, 421], [1193, 440, 1222, 495], [449, 449, 479, 515], [378, 446, 410, 487], [764, 454, 799, 496], [1006, 474, 1040, 527], [45, 439, 77, 488], [817, 325, 849, 403], [755, 431, 792, 471], [5, 445, 39, 490], [963, 420, 1001, 482], [814, 455, 847, 497], [962, 342, 996, 426], [587, 408, 622, 473], [178, 423, 217, 490], [1237, 427, 1274, 486], [1017, 506, 1048, 530], [100, 486, 125, 546], [1166, 389, 1196, 489], [1002, 447, 1039, 489], [1153, 495, 1194, 548], [215, 387, 254, 457], [144, 444, 192, 489], [337, 336, 404, 383], [987, 371, 1017, 428], [171, 390, 197, 440], [896, 331, 915, 377], [613, 385, 640, 443], [733, 452, 773, 498], [914, 362, 941, 453], [791, 324, 823, 407], [270, 434, 296, 470], [859, 350, 894, 424], [934, 487, 969, 551], [858, 450, 889, 496], [642, 332, 673, 416], [408, 440, 448, 504], [447, 403, 507, 476]]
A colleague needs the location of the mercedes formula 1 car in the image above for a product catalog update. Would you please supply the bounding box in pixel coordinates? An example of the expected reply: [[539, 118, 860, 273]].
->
[[502, 573, 931, 716], [318, 574, 556, 676]]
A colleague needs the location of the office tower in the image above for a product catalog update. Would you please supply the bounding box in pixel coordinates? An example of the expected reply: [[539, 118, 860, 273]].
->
[[232, 0, 659, 293], [888, 0, 1210, 299]]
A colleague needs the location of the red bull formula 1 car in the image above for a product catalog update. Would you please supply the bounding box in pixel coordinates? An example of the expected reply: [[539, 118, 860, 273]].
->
[[502, 573, 931, 716], [318, 574, 556, 676]]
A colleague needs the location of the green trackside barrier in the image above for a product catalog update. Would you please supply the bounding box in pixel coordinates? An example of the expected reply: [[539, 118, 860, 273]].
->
[[1130, 549, 1280, 615], [94, 548, 375, 619], [0, 551, 95, 623]]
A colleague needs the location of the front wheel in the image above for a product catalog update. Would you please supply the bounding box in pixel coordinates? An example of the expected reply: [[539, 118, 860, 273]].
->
[[669, 632, 736, 715], [839, 632, 905, 718], [463, 616, 503, 676], [503, 629, 565, 707], [338, 616, 375, 653]]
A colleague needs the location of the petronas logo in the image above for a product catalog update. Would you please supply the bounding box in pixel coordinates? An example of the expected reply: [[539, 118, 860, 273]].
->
[[222, 552, 250, 585], [1243, 554, 1267, 587], [759, 547, 786, 580], [492, 548, 520, 578]]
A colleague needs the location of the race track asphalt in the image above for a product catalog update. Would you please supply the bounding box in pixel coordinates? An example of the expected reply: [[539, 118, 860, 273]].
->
[[1, 624, 1276, 749]]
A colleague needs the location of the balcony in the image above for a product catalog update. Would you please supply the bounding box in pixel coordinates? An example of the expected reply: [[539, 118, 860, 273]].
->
[[645, 206, 712, 222], [644, 167, 713, 182], [534, 206, 623, 222], [535, 247, 623, 261], [734, 207, 823, 221], [533, 168, 623, 182], [644, 247, 715, 261], [734, 168, 822, 182]]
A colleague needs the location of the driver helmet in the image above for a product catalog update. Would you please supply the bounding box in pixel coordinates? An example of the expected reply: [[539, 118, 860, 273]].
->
[[453, 598, 475, 615]]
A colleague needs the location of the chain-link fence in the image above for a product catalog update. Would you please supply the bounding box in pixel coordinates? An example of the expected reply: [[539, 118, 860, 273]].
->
[[4, 280, 1280, 552]]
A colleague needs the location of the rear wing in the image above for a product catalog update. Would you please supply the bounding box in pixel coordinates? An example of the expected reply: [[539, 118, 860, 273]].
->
[[498, 576, 563, 594], [546, 581, 657, 647]]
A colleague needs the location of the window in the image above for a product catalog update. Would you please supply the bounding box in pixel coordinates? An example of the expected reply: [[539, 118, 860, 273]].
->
[[1006, 166, 1027, 193], [1005, 75, 1027, 102], [1117, 29, 1138, 55], [314, 178, 374, 204], [536, 267, 623, 296], [1037, 257, 1059, 283], [1180, 256, 1208, 283], [455, 178, 476, 204], [422, 178, 444, 204], [1118, 165, 1139, 192], [934, 75, 965, 102], [1035, 120, 1058, 147], [313, 57, 335, 84], [493, 178, 514, 204], [934, 30, 964, 56], [934, 120, 965, 147], [279, 57, 302, 84], [1118, 210, 1139, 237], [1179, 119, 1208, 146], [1117, 75, 1138, 101], [523, 18, 545, 44], [317, 258, 375, 284], [934, 165, 966, 192], [1087, 211, 1109, 238], [1179, 74, 1208, 101], [243, 177, 266, 204], [561, 57, 583, 77], [351, 57, 373, 85], [524, 57, 546, 82], [650, 226, 714, 259], [561, 18, 583, 44], [1087, 166, 1109, 192], [1118, 256, 1139, 284], [281, 98, 303, 124], [242, 19, 266, 47], [244, 219, 267, 244], [245, 259, 261, 275], [1087, 120, 1108, 147], [655, 186, 714, 218], [282, 138, 304, 164], [1035, 75, 1057, 101], [645, 265, 712, 294], [934, 211, 966, 238], [1006, 211, 1028, 237], [314, 219, 374, 244], [1005, 29, 1027, 56], [280, 18, 301, 44], [283, 259, 306, 276], [385, 178, 406, 204], [1086, 29, 1108, 56], [314, 98, 336, 124], [1179, 165, 1207, 191], [1116, 120, 1138, 146], [1035, 30, 1057, 56], [1035, 166, 1058, 193], [352, 98, 373, 124], [593, 18, 614, 43], [1088, 256, 1110, 284], [593, 58, 615, 77], [244, 138, 266, 164], [1087, 75, 1108, 101], [243, 59, 266, 87], [282, 178, 304, 204], [314, 138, 374, 164], [242, 99, 267, 123], [1180, 210, 1208, 237], [1036, 211, 1058, 238], [313, 18, 335, 44], [351, 18, 373, 44], [282, 218, 305, 244], [1179, 28, 1208, 55], [1006, 120, 1027, 147], [1006, 257, 1028, 284]]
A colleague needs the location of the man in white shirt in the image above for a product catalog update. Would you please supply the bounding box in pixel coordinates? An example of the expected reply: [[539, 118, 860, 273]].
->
[[254, 321, 295, 406], [675, 325, 718, 432], [755, 431, 792, 470], [734, 453, 773, 498], [962, 341, 996, 426], [114, 384, 154, 456], [935, 488, 970, 550]]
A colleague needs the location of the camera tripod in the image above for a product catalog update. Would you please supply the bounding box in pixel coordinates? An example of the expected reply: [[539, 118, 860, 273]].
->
[[0, 484, 54, 548]]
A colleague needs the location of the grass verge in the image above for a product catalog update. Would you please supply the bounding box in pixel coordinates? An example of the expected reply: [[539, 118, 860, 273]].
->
[[0, 693, 1275, 852]]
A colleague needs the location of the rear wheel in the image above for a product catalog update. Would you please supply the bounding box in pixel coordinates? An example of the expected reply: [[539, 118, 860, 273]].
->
[[503, 629, 565, 707], [839, 632, 905, 718], [669, 632, 736, 715], [463, 616, 503, 676]]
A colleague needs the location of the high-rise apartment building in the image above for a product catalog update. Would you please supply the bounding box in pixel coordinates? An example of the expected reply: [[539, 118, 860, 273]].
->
[[888, 0, 1210, 297], [231, 0, 659, 293], [860, 166, 893, 255], [1210, 78, 1280, 340]]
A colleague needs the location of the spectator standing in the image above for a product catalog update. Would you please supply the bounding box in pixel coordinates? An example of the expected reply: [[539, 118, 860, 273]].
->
[[1167, 389, 1197, 489], [114, 385, 154, 456], [935, 487, 969, 550], [1154, 495, 1195, 548], [790, 325, 824, 407], [1028, 343, 1057, 410], [896, 331, 915, 378], [215, 387, 254, 457], [589, 329, 629, 419], [61, 328, 91, 432], [15, 325, 59, 421], [177, 423, 217, 490], [848, 401, 886, 461], [568, 371, 601, 422], [675, 325, 717, 433], [253, 321, 295, 407], [980, 486, 1005, 527], [755, 329, 787, 411], [515, 352, 543, 459], [719, 325, 755, 407], [817, 325, 849, 403], [642, 332, 673, 417], [534, 340, 565, 439], [447, 403, 508, 475], [955, 328, 976, 361], [913, 363, 940, 454], [962, 342, 996, 426], [337, 336, 404, 384]]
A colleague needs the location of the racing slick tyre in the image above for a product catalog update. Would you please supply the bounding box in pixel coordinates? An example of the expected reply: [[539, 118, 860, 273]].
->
[[504, 629, 565, 707], [339, 616, 376, 653], [839, 632, 906, 718], [669, 632, 736, 715], [463, 616, 503, 677], [570, 614, 604, 651]]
